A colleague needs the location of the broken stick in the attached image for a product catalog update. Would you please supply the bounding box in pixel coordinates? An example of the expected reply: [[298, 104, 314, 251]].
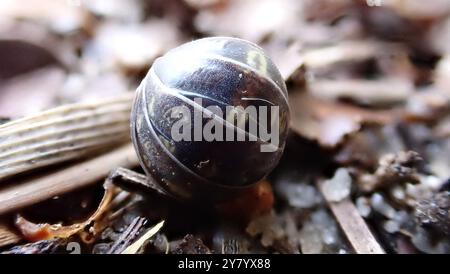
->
[[317, 181, 385, 254]]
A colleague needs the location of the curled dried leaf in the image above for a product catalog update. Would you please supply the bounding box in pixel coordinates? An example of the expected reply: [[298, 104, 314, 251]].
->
[[14, 183, 116, 242]]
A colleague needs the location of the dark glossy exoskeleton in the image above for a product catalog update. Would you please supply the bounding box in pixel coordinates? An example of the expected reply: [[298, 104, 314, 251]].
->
[[131, 37, 290, 202]]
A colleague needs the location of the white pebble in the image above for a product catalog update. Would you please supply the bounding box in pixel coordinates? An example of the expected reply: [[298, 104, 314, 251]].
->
[[322, 168, 352, 202]]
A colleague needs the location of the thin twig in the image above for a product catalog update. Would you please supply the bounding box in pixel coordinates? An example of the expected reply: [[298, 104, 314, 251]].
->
[[108, 167, 167, 197], [317, 181, 385, 254], [0, 143, 139, 216]]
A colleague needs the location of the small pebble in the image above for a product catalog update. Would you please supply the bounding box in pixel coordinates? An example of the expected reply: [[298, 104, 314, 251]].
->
[[275, 180, 321, 208], [322, 168, 352, 202]]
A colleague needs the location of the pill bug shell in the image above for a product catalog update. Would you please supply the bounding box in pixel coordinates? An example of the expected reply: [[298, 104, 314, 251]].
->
[[131, 37, 290, 201]]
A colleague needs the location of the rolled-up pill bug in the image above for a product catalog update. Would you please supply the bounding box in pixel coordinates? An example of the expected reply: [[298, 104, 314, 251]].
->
[[131, 37, 290, 202]]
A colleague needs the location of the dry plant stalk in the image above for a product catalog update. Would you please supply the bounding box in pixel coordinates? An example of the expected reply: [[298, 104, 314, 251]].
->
[[0, 222, 21, 247], [0, 93, 134, 181], [0, 144, 139, 215]]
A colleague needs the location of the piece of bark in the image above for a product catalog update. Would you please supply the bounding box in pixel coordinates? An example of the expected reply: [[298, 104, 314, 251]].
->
[[0, 143, 139, 216]]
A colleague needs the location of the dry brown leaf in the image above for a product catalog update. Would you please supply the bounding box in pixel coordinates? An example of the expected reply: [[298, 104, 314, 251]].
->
[[84, 0, 144, 21], [0, 67, 66, 118], [271, 42, 304, 82], [84, 20, 183, 72], [194, 0, 303, 43], [0, 19, 78, 74], [183, 0, 224, 9], [382, 0, 450, 20], [435, 55, 450, 95], [58, 72, 130, 104], [405, 88, 450, 121], [308, 78, 414, 106], [434, 116, 450, 138], [302, 41, 380, 70], [429, 17, 450, 55], [0, 0, 90, 33], [289, 92, 397, 147]]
